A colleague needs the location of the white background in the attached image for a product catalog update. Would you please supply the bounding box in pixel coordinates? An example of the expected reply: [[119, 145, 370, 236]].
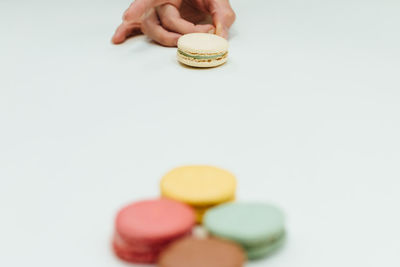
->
[[1, 0, 400, 266]]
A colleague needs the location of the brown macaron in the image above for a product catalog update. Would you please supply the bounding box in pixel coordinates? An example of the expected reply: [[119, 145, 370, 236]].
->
[[158, 237, 245, 267]]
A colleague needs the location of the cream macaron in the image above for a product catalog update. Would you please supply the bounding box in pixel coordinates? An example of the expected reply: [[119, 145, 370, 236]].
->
[[177, 33, 229, 68]]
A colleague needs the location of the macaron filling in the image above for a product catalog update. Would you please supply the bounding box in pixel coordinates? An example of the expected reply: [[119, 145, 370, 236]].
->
[[178, 49, 227, 60], [240, 230, 285, 249]]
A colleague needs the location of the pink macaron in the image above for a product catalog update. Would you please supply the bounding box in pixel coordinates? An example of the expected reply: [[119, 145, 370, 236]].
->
[[112, 198, 195, 264]]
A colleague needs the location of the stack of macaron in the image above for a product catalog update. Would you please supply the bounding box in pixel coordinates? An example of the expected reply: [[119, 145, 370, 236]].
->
[[204, 202, 286, 259], [112, 165, 286, 265], [112, 199, 195, 263]]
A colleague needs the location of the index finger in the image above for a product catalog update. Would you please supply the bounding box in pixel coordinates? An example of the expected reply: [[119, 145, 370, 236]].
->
[[209, 0, 236, 39]]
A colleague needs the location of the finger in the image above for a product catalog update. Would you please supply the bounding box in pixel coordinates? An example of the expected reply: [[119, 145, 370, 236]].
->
[[112, 0, 182, 44], [112, 23, 141, 44], [141, 9, 182, 47], [157, 4, 214, 34], [208, 0, 236, 39], [123, 0, 181, 23]]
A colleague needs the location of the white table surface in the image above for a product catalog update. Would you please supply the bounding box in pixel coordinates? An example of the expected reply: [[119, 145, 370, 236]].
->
[[1, 0, 400, 266]]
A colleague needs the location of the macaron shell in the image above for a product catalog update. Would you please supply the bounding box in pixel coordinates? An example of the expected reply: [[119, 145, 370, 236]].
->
[[158, 237, 245, 267], [177, 33, 228, 54], [204, 202, 285, 245], [115, 198, 195, 245], [112, 240, 158, 264], [161, 165, 236, 206], [177, 52, 228, 68], [245, 235, 286, 260], [113, 230, 191, 254]]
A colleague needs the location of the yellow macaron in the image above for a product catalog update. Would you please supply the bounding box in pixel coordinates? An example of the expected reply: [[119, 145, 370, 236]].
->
[[160, 165, 236, 222]]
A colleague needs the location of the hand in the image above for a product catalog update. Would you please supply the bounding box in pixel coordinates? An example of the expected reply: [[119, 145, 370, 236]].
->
[[112, 0, 236, 47]]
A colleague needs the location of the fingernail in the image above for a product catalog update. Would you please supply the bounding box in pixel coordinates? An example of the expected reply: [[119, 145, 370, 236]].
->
[[208, 28, 215, 34]]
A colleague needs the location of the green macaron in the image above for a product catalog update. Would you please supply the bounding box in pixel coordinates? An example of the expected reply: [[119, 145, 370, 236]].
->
[[204, 202, 286, 260]]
